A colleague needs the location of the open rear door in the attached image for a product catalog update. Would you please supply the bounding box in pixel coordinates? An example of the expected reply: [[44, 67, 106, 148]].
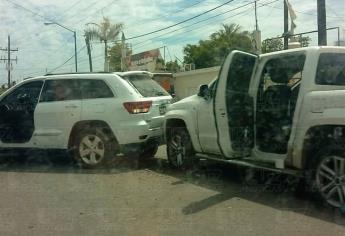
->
[[214, 51, 258, 158]]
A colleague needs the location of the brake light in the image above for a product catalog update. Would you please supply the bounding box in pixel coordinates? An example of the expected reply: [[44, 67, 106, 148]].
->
[[123, 101, 152, 114]]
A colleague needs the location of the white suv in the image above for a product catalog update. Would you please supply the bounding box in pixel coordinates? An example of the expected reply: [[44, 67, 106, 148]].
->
[[0, 71, 172, 167]]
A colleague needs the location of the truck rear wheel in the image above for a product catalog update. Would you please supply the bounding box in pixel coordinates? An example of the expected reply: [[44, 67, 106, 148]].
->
[[167, 127, 195, 169], [308, 146, 345, 208]]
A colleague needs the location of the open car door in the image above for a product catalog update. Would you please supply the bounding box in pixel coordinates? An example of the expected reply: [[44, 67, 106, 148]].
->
[[214, 50, 258, 158]]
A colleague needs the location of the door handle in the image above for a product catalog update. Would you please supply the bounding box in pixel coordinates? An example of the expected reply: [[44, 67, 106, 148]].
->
[[65, 104, 78, 109]]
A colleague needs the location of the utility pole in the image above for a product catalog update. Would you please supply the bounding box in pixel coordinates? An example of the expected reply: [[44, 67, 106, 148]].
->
[[163, 46, 166, 71], [121, 32, 126, 72], [0, 35, 18, 88], [85, 34, 93, 72], [255, 1, 258, 31], [253, 1, 261, 54], [317, 0, 327, 45], [283, 0, 289, 49]]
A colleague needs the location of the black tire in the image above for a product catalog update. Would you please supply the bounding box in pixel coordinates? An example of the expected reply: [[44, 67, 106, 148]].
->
[[166, 126, 196, 170], [306, 145, 345, 208], [73, 127, 116, 168], [140, 144, 159, 159]]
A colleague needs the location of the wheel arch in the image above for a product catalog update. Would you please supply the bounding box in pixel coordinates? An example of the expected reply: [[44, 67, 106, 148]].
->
[[301, 125, 345, 169], [68, 120, 119, 151], [165, 117, 201, 152]]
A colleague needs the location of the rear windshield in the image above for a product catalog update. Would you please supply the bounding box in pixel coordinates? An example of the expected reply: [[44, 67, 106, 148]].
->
[[316, 53, 345, 85], [122, 74, 170, 97]]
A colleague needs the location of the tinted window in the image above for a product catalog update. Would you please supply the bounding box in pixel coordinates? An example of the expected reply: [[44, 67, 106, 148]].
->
[[316, 53, 345, 85], [80, 79, 114, 99], [226, 53, 256, 93], [123, 74, 170, 97], [1, 81, 43, 105], [40, 79, 81, 102]]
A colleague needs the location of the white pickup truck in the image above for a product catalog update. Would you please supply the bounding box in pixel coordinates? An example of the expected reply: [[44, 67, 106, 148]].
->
[[164, 46, 345, 208]]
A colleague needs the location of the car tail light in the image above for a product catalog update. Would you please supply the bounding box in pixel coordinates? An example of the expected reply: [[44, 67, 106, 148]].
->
[[123, 101, 152, 114]]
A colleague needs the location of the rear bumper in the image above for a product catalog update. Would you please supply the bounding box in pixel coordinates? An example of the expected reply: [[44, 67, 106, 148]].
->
[[114, 118, 165, 145], [120, 137, 161, 156]]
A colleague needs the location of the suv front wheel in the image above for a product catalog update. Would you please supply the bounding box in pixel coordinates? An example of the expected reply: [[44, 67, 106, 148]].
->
[[74, 127, 115, 168]]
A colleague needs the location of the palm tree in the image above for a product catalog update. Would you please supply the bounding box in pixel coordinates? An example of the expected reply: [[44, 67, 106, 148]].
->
[[211, 23, 252, 62], [85, 17, 123, 71]]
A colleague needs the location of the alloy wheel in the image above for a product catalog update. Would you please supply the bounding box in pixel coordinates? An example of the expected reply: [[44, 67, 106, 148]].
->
[[79, 134, 105, 165], [316, 155, 345, 207], [168, 134, 186, 167]]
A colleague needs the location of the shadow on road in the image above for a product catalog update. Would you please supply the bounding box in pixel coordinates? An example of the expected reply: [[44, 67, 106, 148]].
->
[[147, 158, 345, 226], [0, 150, 344, 226], [0, 149, 154, 175]]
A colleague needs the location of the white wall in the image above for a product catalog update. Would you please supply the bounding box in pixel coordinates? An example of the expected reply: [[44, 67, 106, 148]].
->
[[173, 66, 220, 100]]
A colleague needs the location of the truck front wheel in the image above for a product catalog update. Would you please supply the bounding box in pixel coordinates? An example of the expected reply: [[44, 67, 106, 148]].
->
[[167, 127, 195, 169]]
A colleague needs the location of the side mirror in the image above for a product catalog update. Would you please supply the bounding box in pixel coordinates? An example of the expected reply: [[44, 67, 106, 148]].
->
[[197, 84, 210, 100]]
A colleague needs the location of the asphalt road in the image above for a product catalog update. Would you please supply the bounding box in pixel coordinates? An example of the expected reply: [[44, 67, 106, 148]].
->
[[0, 146, 344, 236]]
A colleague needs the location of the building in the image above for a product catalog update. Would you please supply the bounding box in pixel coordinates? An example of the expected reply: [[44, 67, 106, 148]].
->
[[173, 66, 220, 100], [128, 49, 164, 72]]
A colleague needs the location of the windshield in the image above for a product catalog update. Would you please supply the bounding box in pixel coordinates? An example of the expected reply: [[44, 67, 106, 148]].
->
[[123, 74, 170, 97]]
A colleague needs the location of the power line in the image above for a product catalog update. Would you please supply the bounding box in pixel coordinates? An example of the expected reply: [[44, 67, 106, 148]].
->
[[66, 0, 119, 27], [124, 0, 236, 41], [132, 0, 277, 52], [134, 7, 253, 51], [48, 45, 86, 73], [265, 2, 344, 20], [131, 0, 259, 48], [132, 0, 277, 50], [54, 0, 85, 20], [64, 0, 104, 23], [326, 5, 345, 23], [124, 0, 208, 31], [4, 0, 49, 20], [3, 0, 84, 44]]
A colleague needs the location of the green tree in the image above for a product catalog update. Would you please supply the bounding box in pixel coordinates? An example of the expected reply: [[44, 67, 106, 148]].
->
[[108, 43, 132, 72], [165, 60, 180, 73], [183, 24, 252, 69], [183, 40, 215, 69], [211, 24, 252, 62], [298, 36, 311, 47], [84, 17, 123, 71], [262, 38, 284, 53], [262, 36, 311, 53]]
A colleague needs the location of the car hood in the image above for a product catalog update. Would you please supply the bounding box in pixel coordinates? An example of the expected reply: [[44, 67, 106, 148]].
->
[[168, 95, 199, 111]]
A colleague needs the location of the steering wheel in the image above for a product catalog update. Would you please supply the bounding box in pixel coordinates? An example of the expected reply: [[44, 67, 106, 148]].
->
[[0, 104, 12, 113]]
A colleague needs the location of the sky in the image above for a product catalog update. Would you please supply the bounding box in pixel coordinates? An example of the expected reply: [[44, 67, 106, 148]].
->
[[0, 0, 344, 84]]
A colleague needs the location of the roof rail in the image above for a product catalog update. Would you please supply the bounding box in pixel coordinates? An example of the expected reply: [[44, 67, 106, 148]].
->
[[44, 72, 113, 76]]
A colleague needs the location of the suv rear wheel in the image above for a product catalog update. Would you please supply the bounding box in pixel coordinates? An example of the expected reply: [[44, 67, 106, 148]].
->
[[74, 127, 115, 168]]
